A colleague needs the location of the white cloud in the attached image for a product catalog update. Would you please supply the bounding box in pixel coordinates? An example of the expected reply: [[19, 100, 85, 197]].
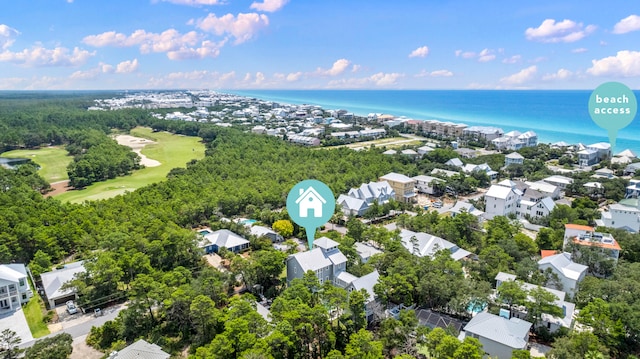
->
[[525, 19, 596, 43], [500, 65, 537, 85], [147, 70, 236, 88], [429, 69, 453, 77], [613, 15, 640, 34], [0, 24, 19, 50], [572, 47, 588, 53], [502, 55, 521, 64], [286, 71, 302, 81], [250, 0, 289, 12], [194, 12, 269, 44], [316, 58, 351, 76], [0, 45, 94, 67], [83, 29, 222, 60], [115, 58, 139, 73], [254, 71, 265, 85], [351, 64, 361, 73], [542, 68, 573, 81], [477, 48, 495, 62], [328, 72, 404, 88], [159, 0, 223, 6], [408, 46, 429, 58], [456, 48, 495, 62], [415, 69, 453, 77], [587, 50, 640, 77]]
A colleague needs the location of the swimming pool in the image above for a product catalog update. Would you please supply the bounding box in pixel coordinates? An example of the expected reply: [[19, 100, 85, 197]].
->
[[239, 219, 257, 226]]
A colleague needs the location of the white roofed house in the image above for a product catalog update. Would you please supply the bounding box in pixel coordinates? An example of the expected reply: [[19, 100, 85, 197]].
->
[[110, 339, 170, 359], [484, 184, 519, 219], [485, 181, 555, 221], [250, 225, 284, 243], [463, 126, 504, 141], [338, 181, 395, 217], [448, 201, 485, 222], [354, 242, 382, 263], [542, 175, 573, 190], [537, 252, 587, 296], [458, 312, 532, 359], [0, 263, 32, 312], [413, 175, 445, 195], [337, 194, 369, 217], [40, 261, 86, 308], [495, 272, 576, 333], [398, 229, 472, 261], [504, 152, 524, 167], [445, 158, 464, 169]]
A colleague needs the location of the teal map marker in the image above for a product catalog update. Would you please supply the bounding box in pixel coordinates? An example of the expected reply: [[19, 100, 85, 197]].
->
[[286, 179, 336, 250], [588, 81, 637, 152]]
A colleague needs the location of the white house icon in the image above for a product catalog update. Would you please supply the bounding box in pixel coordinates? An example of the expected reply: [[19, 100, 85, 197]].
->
[[295, 186, 326, 218]]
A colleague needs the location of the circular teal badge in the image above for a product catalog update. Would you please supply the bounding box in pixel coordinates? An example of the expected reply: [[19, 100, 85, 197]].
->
[[286, 179, 336, 249], [588, 82, 637, 150]]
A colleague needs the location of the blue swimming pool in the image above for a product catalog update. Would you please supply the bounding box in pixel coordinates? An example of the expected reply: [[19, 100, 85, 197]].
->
[[239, 219, 257, 225]]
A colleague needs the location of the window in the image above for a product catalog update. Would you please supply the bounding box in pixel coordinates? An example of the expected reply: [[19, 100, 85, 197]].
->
[[22, 294, 26, 300], [19, 278, 25, 287]]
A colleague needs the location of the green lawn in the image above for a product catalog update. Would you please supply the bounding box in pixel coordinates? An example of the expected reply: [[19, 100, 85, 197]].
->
[[55, 127, 206, 203], [24, 291, 50, 338], [1, 146, 71, 183]]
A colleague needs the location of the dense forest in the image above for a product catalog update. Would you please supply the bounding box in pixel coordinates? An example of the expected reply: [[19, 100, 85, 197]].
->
[[1, 93, 640, 358]]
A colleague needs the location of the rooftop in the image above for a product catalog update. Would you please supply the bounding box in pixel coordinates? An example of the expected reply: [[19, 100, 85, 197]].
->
[[462, 312, 531, 349]]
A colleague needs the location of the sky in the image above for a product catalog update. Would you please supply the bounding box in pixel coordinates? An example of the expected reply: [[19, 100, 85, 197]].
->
[[1, 0, 640, 90]]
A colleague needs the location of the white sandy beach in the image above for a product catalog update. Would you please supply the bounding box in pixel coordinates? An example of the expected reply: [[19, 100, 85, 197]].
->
[[114, 134, 161, 167]]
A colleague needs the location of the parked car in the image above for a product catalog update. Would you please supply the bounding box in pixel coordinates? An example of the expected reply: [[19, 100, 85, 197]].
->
[[432, 201, 443, 208], [94, 308, 103, 317], [66, 300, 78, 314]]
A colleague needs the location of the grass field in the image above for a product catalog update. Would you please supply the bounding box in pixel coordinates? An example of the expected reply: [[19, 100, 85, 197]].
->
[[1, 146, 71, 183], [323, 137, 424, 150], [24, 290, 50, 338], [55, 127, 206, 203]]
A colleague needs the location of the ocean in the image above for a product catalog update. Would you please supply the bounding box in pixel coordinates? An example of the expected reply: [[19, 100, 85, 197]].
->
[[227, 90, 640, 154]]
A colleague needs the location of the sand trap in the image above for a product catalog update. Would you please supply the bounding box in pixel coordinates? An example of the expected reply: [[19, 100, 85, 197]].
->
[[114, 135, 161, 167]]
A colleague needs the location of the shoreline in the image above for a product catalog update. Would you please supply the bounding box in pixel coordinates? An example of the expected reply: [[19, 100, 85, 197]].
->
[[229, 90, 639, 153]]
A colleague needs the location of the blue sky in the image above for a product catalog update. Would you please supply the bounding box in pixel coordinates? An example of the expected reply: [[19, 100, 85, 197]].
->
[[1, 0, 639, 90]]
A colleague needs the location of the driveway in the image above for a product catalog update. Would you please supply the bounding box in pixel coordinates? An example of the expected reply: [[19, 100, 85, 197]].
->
[[0, 307, 33, 344]]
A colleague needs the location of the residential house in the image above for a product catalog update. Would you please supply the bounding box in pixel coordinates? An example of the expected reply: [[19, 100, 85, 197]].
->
[[625, 162, 640, 176], [455, 148, 478, 159], [445, 158, 464, 169], [598, 199, 640, 233], [382, 149, 397, 155], [525, 181, 561, 199], [579, 142, 612, 167], [463, 163, 498, 180], [495, 272, 575, 333], [110, 339, 170, 359], [458, 312, 532, 359], [288, 135, 321, 146], [504, 152, 524, 167], [484, 181, 555, 220], [398, 229, 472, 260], [412, 175, 445, 195], [563, 224, 621, 262], [40, 261, 86, 308], [537, 252, 587, 296], [491, 131, 538, 151], [430, 168, 459, 178], [416, 145, 435, 156], [592, 168, 616, 179], [448, 201, 485, 221], [345, 270, 380, 322], [542, 175, 573, 190], [337, 195, 369, 217], [401, 149, 419, 158], [354, 242, 382, 264], [626, 179, 640, 198], [379, 173, 417, 203], [250, 226, 284, 243], [463, 126, 504, 141], [0, 263, 32, 311], [287, 237, 347, 285], [198, 229, 250, 254]]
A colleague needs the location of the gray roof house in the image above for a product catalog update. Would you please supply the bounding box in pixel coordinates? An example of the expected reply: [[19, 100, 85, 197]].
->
[[199, 229, 250, 254], [287, 237, 347, 286], [250, 225, 284, 243], [458, 312, 532, 359], [110, 339, 170, 359], [40, 261, 86, 308], [537, 253, 587, 296], [0, 263, 32, 312], [399, 229, 472, 260], [337, 194, 369, 217], [354, 242, 383, 263]]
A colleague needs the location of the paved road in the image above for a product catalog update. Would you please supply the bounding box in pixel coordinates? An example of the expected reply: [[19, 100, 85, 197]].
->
[[19, 304, 126, 349]]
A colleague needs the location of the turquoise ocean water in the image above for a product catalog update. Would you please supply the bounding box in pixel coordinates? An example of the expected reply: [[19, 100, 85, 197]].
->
[[228, 90, 640, 154]]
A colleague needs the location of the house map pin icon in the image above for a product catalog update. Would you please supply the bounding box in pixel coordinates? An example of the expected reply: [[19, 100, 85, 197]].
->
[[286, 179, 336, 250]]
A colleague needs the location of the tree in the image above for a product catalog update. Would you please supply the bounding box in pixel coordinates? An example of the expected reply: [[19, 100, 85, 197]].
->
[[23, 333, 73, 359], [524, 286, 561, 329], [0, 329, 23, 359], [272, 220, 294, 238], [190, 294, 219, 346], [496, 279, 528, 313], [344, 329, 383, 359], [511, 349, 532, 359], [28, 249, 52, 278]]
